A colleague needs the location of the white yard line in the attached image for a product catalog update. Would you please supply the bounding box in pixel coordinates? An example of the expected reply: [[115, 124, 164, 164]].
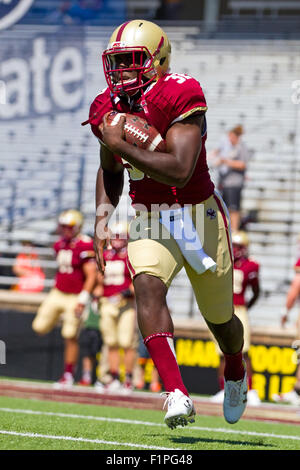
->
[[0, 407, 300, 442], [0, 429, 178, 450]]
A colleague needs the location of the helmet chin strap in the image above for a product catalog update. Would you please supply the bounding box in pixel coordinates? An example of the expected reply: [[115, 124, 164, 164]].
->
[[140, 88, 150, 119], [113, 78, 151, 121]]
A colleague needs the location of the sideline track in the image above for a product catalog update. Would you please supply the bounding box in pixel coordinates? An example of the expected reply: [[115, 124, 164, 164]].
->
[[0, 378, 300, 425]]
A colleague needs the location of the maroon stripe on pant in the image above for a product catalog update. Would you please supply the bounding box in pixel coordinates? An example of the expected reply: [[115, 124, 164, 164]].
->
[[213, 192, 235, 319], [126, 255, 136, 277], [213, 193, 233, 264]]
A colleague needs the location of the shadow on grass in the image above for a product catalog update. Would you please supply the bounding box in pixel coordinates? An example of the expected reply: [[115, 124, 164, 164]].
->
[[144, 432, 277, 448], [170, 435, 276, 448]]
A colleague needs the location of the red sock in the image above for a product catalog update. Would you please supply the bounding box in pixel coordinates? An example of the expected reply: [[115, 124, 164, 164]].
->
[[248, 374, 252, 390], [144, 333, 189, 396], [223, 350, 245, 382], [64, 363, 74, 375], [218, 376, 225, 390]]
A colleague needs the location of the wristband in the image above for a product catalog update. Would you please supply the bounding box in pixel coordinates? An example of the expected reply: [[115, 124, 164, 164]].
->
[[78, 290, 91, 305]]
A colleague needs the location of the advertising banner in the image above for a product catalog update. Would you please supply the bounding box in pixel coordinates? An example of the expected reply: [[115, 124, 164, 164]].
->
[[0, 29, 85, 120], [174, 337, 298, 401]]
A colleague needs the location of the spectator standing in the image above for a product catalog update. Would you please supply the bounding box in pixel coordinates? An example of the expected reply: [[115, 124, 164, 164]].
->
[[209, 125, 250, 231]]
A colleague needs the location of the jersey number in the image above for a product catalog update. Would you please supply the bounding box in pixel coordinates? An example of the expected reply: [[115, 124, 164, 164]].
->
[[104, 260, 125, 286], [164, 73, 192, 84], [57, 250, 74, 274], [233, 269, 244, 295]]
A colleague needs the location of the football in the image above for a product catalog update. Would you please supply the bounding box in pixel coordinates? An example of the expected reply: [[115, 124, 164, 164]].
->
[[100, 111, 166, 152]]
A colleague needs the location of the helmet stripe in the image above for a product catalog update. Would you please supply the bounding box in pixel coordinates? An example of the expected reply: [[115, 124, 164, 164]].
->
[[153, 36, 164, 57], [116, 20, 132, 41]]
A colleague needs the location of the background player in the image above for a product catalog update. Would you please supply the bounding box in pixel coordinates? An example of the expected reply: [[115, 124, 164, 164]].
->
[[211, 230, 260, 405], [32, 209, 97, 387], [96, 221, 137, 393], [87, 19, 247, 428], [78, 271, 103, 386], [272, 256, 300, 405]]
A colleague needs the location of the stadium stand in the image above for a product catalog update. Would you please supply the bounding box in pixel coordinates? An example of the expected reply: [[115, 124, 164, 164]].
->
[[1, 20, 300, 331]]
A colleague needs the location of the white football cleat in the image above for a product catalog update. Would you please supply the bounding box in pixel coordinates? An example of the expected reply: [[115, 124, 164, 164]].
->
[[272, 390, 300, 405], [210, 389, 225, 403], [94, 380, 106, 393], [247, 389, 261, 406], [53, 372, 74, 390], [162, 388, 196, 430], [105, 378, 123, 393], [223, 365, 247, 424]]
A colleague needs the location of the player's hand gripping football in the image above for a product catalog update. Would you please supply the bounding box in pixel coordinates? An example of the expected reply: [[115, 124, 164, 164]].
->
[[100, 112, 126, 153]]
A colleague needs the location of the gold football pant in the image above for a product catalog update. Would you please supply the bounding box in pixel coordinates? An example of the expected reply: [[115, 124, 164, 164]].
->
[[100, 296, 137, 349], [127, 191, 233, 325], [32, 288, 81, 339]]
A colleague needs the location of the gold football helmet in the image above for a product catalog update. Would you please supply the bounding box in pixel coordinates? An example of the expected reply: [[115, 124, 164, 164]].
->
[[232, 231, 249, 246], [102, 19, 171, 95], [232, 230, 249, 259], [109, 220, 128, 237], [58, 210, 84, 240], [58, 209, 83, 228], [109, 220, 129, 250]]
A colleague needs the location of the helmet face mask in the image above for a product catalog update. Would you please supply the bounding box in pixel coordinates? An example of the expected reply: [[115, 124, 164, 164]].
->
[[103, 46, 154, 95], [233, 243, 248, 260], [102, 20, 171, 96]]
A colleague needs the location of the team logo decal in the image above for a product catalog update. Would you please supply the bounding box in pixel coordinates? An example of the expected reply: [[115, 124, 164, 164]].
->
[[110, 41, 126, 49], [0, 0, 34, 31], [206, 208, 216, 220]]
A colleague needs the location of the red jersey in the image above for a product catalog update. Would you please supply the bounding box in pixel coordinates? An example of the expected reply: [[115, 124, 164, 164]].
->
[[54, 235, 95, 294], [103, 247, 132, 297], [233, 257, 260, 306], [295, 258, 300, 273], [88, 73, 214, 209]]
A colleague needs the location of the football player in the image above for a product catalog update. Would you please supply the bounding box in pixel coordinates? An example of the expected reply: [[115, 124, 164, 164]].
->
[[32, 209, 97, 388], [272, 254, 300, 405], [211, 231, 261, 406], [85, 20, 247, 427], [95, 221, 137, 393]]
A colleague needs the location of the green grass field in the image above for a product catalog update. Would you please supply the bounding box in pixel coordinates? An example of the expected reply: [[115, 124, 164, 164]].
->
[[0, 395, 300, 451]]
